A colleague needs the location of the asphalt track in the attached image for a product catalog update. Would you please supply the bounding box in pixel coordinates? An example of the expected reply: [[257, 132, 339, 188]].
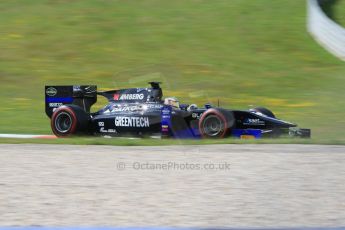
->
[[0, 144, 345, 227]]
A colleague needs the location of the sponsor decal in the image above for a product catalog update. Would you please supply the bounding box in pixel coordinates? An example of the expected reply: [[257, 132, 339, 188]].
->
[[106, 103, 161, 114], [113, 93, 120, 100], [162, 107, 172, 115], [98, 121, 117, 133], [161, 105, 172, 136], [49, 102, 63, 107], [109, 104, 160, 113], [115, 116, 150, 127], [136, 88, 146, 93], [46, 97, 73, 103], [112, 105, 141, 112], [73, 85, 81, 91], [119, 93, 144, 100], [147, 104, 163, 109], [46, 87, 57, 96], [243, 118, 265, 126], [240, 135, 255, 139], [100, 127, 117, 133], [161, 125, 169, 132]]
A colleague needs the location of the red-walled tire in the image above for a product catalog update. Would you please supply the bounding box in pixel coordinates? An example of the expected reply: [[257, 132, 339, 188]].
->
[[199, 108, 234, 138], [51, 105, 90, 137]]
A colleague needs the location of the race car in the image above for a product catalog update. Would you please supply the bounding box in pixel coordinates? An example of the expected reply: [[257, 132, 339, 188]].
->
[[45, 82, 311, 139]]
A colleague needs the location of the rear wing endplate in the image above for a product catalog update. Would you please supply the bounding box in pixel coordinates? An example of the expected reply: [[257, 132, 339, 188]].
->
[[45, 85, 97, 118]]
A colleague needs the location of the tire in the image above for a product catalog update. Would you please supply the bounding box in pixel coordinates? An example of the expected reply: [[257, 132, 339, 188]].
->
[[252, 107, 276, 118], [199, 108, 234, 138], [51, 105, 90, 137]]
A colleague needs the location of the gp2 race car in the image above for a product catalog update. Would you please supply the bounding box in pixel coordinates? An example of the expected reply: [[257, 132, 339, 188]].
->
[[45, 82, 311, 139]]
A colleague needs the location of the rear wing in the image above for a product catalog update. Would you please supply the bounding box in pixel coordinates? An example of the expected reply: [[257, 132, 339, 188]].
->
[[45, 85, 97, 118]]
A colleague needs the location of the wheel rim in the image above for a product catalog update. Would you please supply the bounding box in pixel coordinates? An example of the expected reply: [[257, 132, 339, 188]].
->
[[55, 112, 73, 133], [202, 115, 224, 137]]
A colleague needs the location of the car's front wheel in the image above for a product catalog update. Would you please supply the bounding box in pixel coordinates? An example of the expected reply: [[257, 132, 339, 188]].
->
[[199, 109, 234, 138]]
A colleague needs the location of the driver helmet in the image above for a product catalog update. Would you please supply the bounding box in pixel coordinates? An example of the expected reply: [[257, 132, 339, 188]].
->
[[164, 97, 180, 108]]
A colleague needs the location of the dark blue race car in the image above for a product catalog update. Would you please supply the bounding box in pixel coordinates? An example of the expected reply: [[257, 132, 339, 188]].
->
[[45, 82, 310, 139]]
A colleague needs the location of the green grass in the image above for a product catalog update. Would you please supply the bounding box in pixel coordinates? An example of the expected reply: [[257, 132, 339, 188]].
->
[[334, 0, 345, 26], [0, 0, 345, 145], [321, 0, 345, 26]]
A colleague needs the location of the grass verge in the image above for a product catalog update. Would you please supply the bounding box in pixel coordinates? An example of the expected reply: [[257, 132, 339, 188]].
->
[[0, 0, 344, 145]]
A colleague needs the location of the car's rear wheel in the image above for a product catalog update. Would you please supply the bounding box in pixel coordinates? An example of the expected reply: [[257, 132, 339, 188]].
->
[[51, 105, 90, 137], [55, 111, 75, 134], [199, 109, 233, 138]]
